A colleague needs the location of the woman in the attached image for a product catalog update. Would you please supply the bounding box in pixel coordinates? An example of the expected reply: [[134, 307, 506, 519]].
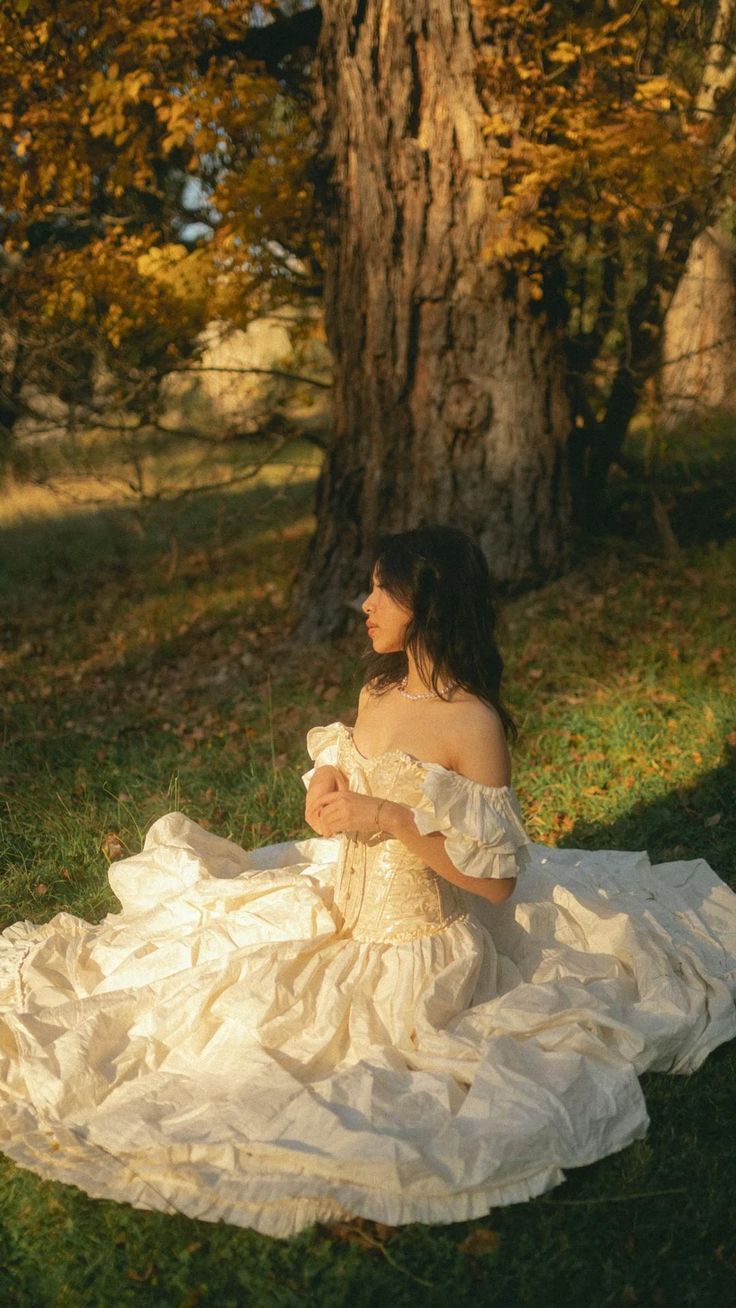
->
[[307, 525, 522, 909], [0, 525, 735, 1239]]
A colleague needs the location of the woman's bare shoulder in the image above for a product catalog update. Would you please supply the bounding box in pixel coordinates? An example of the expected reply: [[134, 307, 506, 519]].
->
[[445, 695, 511, 787]]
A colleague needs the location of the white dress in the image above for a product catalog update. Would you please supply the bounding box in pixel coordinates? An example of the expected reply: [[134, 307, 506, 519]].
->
[[1, 720, 735, 1239]]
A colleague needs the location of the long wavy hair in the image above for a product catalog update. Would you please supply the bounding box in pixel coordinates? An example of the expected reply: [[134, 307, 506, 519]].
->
[[364, 525, 517, 740]]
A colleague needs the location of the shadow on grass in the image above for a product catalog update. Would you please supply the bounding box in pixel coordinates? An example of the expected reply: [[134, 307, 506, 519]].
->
[[0, 472, 325, 821], [564, 747, 736, 888], [601, 410, 736, 553]]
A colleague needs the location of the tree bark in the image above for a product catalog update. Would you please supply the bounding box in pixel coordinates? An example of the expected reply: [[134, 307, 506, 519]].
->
[[292, 0, 572, 640], [660, 218, 736, 424], [658, 4, 736, 425]]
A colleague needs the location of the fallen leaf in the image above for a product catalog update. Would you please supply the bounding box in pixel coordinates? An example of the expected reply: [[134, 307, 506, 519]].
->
[[322, 1220, 369, 1247], [34, 883, 48, 896], [457, 1228, 502, 1256], [100, 832, 127, 861], [371, 1221, 397, 1241]]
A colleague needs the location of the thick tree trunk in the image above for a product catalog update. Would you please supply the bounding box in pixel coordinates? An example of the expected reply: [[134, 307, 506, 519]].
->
[[660, 220, 736, 424], [292, 0, 572, 639]]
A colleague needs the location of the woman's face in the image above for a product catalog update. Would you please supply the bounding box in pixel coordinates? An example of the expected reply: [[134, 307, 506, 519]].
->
[[362, 571, 412, 653]]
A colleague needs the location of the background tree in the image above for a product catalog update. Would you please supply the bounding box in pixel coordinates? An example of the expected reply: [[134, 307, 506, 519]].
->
[[295, 0, 736, 634], [0, 0, 324, 480], [661, 216, 736, 419], [661, 3, 736, 422], [3, 2, 736, 634]]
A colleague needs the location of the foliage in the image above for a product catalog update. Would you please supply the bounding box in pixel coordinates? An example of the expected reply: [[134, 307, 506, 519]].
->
[[473, 1, 719, 260], [3, 1, 736, 513], [0, 1, 324, 465], [471, 0, 736, 482], [0, 427, 735, 1304]]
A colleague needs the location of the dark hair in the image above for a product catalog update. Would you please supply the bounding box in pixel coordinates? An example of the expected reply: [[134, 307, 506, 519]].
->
[[365, 525, 517, 740]]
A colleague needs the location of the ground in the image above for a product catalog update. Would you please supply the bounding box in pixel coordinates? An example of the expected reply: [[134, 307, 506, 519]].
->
[[0, 426, 734, 1307]]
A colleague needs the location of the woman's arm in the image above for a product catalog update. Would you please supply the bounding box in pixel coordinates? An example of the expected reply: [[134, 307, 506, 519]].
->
[[315, 790, 517, 903], [305, 765, 348, 835], [380, 801, 516, 904], [316, 705, 518, 901]]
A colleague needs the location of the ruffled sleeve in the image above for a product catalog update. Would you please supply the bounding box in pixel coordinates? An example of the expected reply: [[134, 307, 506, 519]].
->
[[301, 722, 345, 790], [411, 766, 530, 880]]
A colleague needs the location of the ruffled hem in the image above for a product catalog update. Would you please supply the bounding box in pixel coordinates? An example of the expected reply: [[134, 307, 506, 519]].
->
[[2, 740, 735, 1241], [0, 1127, 572, 1238]]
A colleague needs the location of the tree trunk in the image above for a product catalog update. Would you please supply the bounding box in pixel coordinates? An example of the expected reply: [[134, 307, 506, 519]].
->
[[292, 0, 572, 640], [0, 326, 23, 465], [660, 219, 736, 425]]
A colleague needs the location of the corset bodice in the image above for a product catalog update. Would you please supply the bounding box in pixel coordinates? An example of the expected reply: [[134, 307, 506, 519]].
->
[[306, 721, 531, 945], [329, 731, 467, 943]]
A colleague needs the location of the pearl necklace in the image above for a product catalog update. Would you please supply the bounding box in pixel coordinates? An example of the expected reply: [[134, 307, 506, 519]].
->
[[398, 675, 457, 701]]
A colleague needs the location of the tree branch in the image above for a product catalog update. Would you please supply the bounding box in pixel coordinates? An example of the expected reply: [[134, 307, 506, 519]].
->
[[172, 364, 332, 389]]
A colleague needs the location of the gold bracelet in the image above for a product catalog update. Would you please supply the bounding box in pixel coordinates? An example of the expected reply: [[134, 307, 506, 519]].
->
[[374, 798, 386, 830]]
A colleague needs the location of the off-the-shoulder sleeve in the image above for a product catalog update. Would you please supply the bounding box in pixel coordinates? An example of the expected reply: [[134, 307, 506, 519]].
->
[[301, 722, 345, 790], [411, 766, 530, 880]]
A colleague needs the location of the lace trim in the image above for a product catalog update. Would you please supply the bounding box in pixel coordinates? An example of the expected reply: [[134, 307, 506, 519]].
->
[[346, 910, 469, 945]]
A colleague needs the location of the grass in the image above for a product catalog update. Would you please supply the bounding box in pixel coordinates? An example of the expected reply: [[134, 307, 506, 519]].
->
[[1, 426, 735, 1307]]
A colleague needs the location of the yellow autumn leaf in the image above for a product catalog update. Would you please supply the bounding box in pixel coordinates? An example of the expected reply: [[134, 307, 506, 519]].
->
[[136, 243, 188, 277], [67, 288, 87, 319], [549, 42, 580, 65], [524, 225, 550, 253], [634, 77, 688, 110], [122, 71, 153, 101]]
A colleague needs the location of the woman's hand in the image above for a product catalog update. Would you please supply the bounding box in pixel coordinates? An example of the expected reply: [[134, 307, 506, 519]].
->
[[315, 789, 395, 838], [305, 765, 349, 835], [313, 789, 518, 902]]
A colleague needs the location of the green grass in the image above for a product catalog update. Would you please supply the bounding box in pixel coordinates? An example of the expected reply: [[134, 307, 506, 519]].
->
[[1, 431, 735, 1307]]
